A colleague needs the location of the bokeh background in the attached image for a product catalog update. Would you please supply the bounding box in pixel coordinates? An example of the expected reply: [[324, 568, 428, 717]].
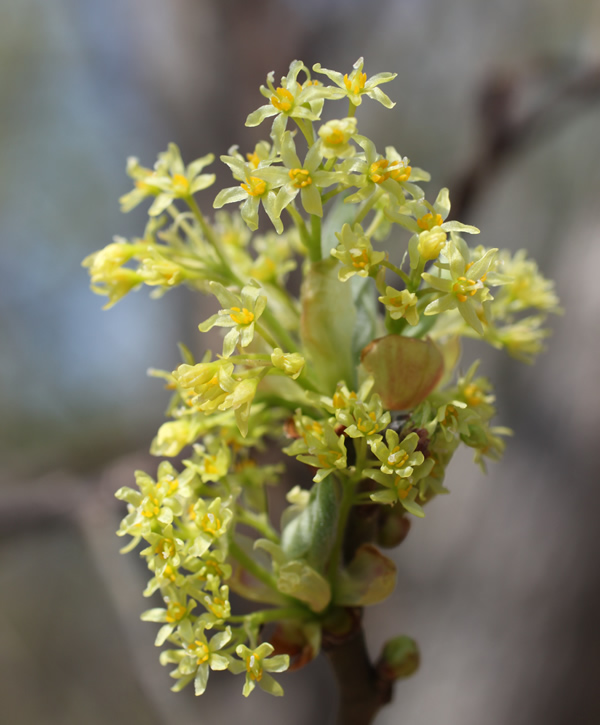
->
[[1, 0, 599, 723]]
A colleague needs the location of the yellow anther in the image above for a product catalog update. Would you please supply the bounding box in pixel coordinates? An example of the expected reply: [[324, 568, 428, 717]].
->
[[201, 512, 222, 536], [387, 447, 409, 468], [142, 496, 160, 518], [443, 405, 457, 425], [317, 453, 332, 468], [192, 640, 211, 665], [166, 601, 187, 623], [203, 457, 219, 475], [369, 159, 390, 184], [246, 151, 261, 168], [155, 538, 176, 560], [389, 163, 411, 182], [199, 560, 223, 579], [240, 177, 267, 197], [332, 393, 345, 408], [357, 412, 377, 433], [208, 597, 228, 618], [343, 71, 367, 95], [302, 79, 321, 88], [229, 306, 255, 325], [324, 129, 345, 145], [397, 483, 413, 500], [163, 565, 177, 582], [289, 168, 313, 188], [463, 383, 483, 407], [417, 213, 443, 231], [271, 87, 294, 112], [452, 276, 479, 303], [171, 173, 190, 194], [246, 655, 264, 681], [351, 249, 370, 269]]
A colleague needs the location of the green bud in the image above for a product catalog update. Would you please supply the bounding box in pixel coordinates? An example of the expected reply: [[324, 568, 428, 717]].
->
[[271, 348, 305, 379], [378, 635, 420, 680]]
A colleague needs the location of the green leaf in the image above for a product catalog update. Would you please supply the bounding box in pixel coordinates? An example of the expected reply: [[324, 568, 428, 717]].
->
[[301, 257, 357, 392], [335, 543, 397, 606], [277, 560, 331, 613], [281, 477, 338, 571], [361, 335, 444, 410], [351, 275, 378, 366]]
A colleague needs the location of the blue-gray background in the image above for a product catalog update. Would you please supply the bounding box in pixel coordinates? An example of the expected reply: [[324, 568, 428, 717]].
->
[[1, 1, 599, 723]]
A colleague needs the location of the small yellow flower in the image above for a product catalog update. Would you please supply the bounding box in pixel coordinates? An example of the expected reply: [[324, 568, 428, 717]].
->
[[378, 286, 419, 325]]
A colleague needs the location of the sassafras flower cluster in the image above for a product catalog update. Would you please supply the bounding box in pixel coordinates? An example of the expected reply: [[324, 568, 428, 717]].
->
[[84, 57, 561, 702]]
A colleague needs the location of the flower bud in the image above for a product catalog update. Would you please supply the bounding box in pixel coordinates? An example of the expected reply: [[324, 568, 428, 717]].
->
[[271, 348, 305, 379], [417, 228, 447, 261], [377, 635, 420, 681]]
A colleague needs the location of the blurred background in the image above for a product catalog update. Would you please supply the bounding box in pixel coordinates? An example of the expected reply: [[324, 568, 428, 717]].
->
[[1, 0, 599, 723]]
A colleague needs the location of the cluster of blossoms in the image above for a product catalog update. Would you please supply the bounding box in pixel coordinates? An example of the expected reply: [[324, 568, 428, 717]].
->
[[85, 57, 560, 700]]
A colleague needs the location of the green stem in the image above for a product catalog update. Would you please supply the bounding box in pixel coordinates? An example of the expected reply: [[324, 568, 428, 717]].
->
[[310, 215, 322, 260], [287, 205, 320, 262], [381, 259, 411, 287], [294, 118, 315, 145], [260, 308, 300, 353], [328, 439, 367, 581], [189, 197, 299, 355], [348, 101, 357, 118], [365, 210, 384, 237], [185, 196, 241, 284], [255, 322, 281, 350], [353, 195, 377, 226], [408, 258, 426, 292], [236, 510, 279, 544], [385, 312, 408, 335], [229, 540, 279, 593], [321, 186, 344, 205], [166, 205, 197, 240], [226, 353, 272, 364], [254, 393, 319, 416], [229, 606, 309, 625]]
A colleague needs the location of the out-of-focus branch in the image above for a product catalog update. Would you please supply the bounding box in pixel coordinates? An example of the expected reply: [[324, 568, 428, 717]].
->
[[0, 453, 151, 536], [451, 62, 600, 221]]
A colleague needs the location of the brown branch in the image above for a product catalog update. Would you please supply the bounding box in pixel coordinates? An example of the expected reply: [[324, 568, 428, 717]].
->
[[323, 610, 394, 725]]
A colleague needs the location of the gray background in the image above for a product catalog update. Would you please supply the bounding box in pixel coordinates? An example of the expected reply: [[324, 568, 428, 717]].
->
[[1, 0, 599, 723]]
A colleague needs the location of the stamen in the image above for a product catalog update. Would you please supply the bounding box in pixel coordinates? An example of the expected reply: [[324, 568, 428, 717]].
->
[[229, 306, 255, 325], [240, 177, 267, 197], [271, 87, 294, 112], [289, 168, 313, 188]]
